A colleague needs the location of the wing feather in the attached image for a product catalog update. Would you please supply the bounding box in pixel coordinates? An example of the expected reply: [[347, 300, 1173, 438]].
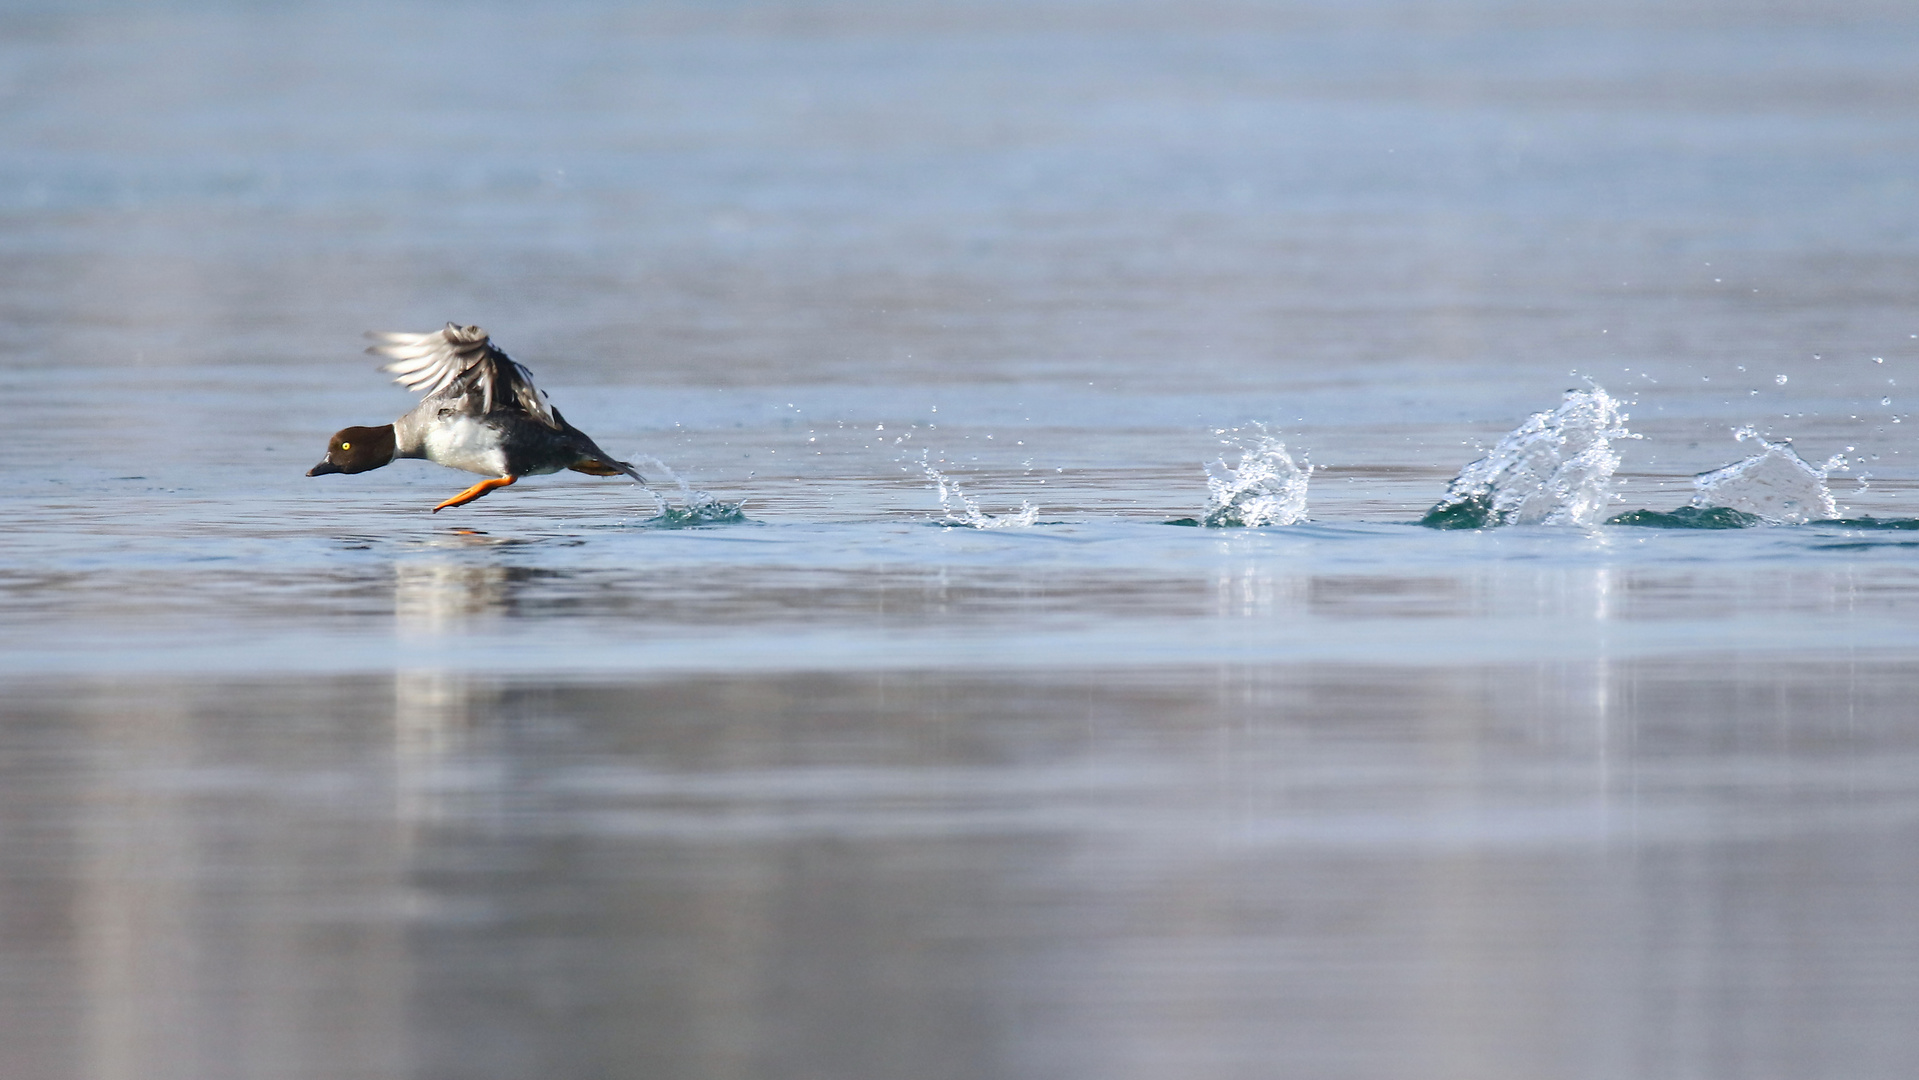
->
[[364, 323, 559, 427]]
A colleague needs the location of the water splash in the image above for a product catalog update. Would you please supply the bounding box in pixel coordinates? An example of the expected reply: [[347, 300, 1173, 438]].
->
[[1423, 387, 1632, 529], [639, 499, 750, 528], [921, 454, 1039, 529], [1197, 425, 1311, 527], [1689, 428, 1836, 524], [628, 455, 748, 527]]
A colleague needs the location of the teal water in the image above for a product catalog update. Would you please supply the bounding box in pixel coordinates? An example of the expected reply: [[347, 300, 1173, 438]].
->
[[1606, 505, 1767, 528], [6, 2, 1919, 1078]]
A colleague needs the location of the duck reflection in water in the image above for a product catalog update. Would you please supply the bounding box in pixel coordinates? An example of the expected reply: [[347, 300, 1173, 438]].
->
[[392, 557, 566, 634]]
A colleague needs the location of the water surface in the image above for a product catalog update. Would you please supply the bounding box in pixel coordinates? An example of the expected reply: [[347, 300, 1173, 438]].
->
[[6, 2, 1919, 1077]]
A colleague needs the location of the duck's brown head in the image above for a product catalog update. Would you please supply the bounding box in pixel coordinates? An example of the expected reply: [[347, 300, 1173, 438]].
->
[[308, 425, 397, 476]]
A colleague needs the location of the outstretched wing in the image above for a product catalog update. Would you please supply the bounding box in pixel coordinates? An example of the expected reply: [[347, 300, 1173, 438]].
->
[[366, 323, 559, 428]]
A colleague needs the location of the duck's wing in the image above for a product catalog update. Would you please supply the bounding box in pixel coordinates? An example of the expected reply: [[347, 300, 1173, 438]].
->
[[366, 323, 559, 428]]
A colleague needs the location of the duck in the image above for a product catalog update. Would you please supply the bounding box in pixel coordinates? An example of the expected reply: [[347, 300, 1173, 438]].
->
[[307, 323, 647, 512]]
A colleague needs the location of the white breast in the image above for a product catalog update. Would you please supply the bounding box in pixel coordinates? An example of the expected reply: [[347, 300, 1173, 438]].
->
[[421, 416, 510, 477]]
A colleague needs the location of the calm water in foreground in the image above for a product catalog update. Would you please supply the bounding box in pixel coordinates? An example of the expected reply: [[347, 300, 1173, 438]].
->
[[6, 2, 1919, 1077]]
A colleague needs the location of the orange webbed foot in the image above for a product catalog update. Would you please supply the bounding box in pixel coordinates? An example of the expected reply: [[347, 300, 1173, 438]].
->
[[432, 475, 517, 512]]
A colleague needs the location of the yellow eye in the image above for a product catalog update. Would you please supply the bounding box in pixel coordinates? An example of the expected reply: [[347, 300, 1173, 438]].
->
[[340, 442, 352, 450]]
